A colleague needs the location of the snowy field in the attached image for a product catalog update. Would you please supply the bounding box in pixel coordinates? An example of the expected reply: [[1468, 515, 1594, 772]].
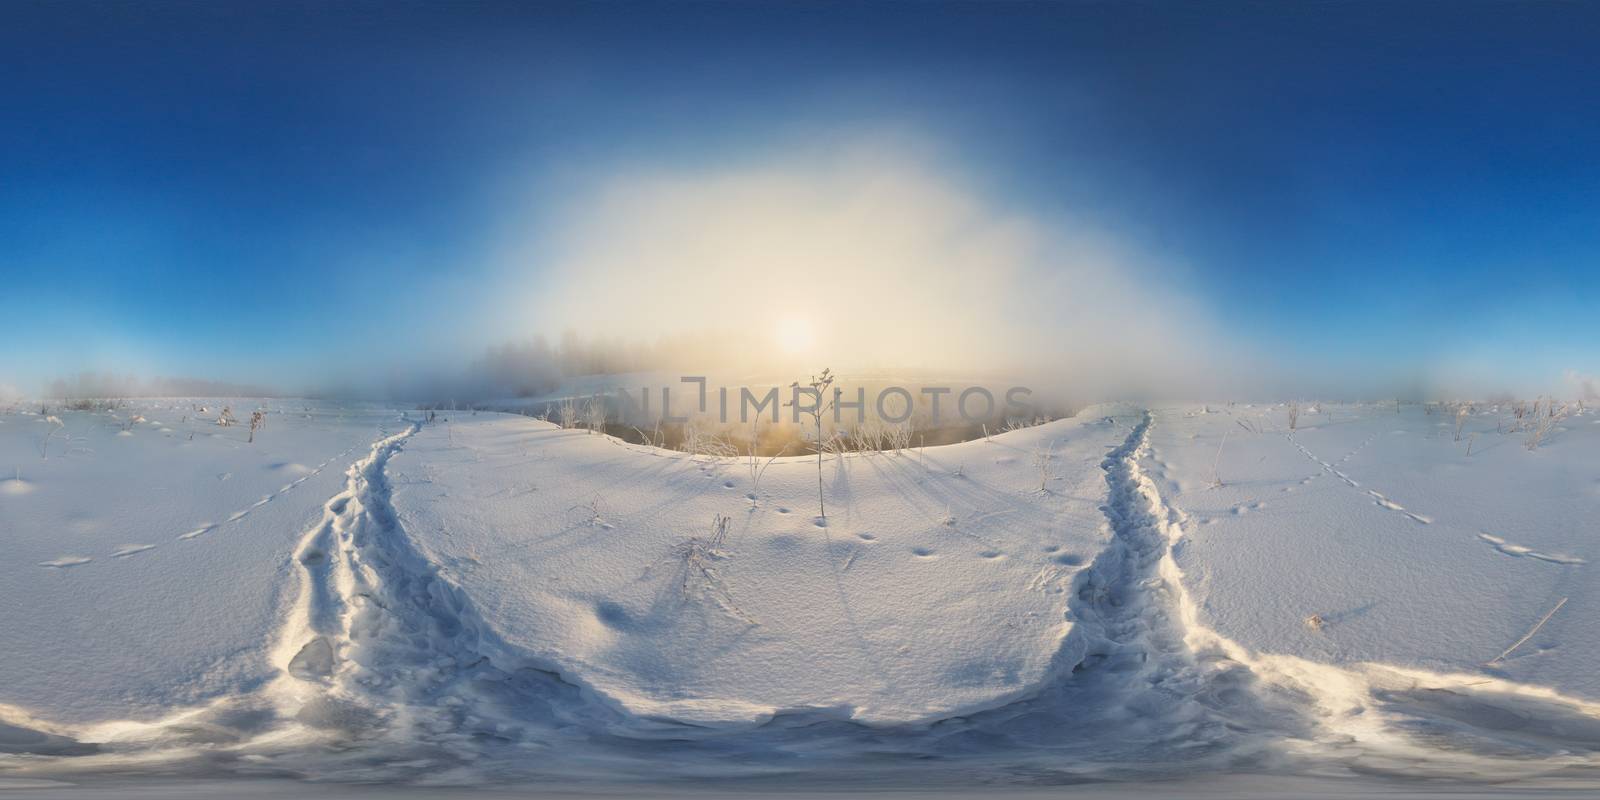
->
[[0, 400, 405, 725], [2, 398, 1598, 796]]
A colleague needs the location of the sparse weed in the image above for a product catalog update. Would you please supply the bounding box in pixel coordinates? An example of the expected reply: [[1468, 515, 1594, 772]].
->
[[39, 415, 63, 459], [1032, 439, 1058, 493], [672, 514, 754, 624]]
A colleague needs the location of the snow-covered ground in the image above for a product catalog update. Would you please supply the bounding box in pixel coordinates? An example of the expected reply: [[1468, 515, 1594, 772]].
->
[[1150, 403, 1599, 699], [2, 399, 1598, 795], [0, 400, 405, 724]]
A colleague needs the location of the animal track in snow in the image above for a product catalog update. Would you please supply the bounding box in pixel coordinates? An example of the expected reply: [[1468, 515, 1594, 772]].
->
[[175, 445, 360, 543], [1337, 434, 1379, 464], [1292, 438, 1429, 524], [1479, 533, 1585, 565], [1364, 490, 1432, 524], [179, 524, 215, 540], [39, 556, 93, 569]]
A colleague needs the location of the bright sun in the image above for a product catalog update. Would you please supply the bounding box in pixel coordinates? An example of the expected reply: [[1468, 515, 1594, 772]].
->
[[774, 315, 815, 355]]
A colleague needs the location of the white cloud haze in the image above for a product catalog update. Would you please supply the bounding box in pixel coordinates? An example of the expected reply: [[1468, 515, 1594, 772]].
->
[[494, 144, 1249, 402]]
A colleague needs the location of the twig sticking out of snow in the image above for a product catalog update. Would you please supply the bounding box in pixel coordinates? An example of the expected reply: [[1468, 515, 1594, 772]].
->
[[1031, 440, 1057, 493], [1209, 428, 1229, 489], [1488, 597, 1568, 665], [786, 368, 834, 520], [39, 415, 63, 459], [745, 420, 787, 508]]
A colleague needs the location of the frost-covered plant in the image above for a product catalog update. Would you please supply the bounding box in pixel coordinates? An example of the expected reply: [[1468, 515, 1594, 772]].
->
[[821, 429, 850, 460], [673, 514, 754, 624], [787, 368, 834, 520], [887, 420, 914, 455], [39, 415, 63, 459], [1453, 405, 1469, 442], [744, 420, 786, 508], [1526, 405, 1561, 450], [1032, 439, 1058, 493], [846, 422, 885, 454], [248, 410, 264, 443], [557, 397, 578, 430], [681, 418, 738, 460], [1287, 401, 1300, 431], [1209, 428, 1230, 489], [581, 394, 607, 434]]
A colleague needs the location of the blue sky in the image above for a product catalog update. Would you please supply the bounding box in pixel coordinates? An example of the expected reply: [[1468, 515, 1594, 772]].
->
[[3, 1, 1597, 395]]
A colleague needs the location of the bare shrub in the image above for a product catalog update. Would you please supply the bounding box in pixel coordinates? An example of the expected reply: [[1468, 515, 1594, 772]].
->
[[1526, 406, 1559, 450], [887, 420, 914, 455], [557, 397, 578, 430], [581, 394, 607, 434], [681, 418, 738, 460]]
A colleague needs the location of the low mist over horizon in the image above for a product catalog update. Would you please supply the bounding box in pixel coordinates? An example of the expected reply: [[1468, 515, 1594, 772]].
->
[[4, 2, 1598, 402]]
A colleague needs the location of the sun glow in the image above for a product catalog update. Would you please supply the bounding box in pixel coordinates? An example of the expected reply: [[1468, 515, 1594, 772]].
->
[[774, 315, 815, 355]]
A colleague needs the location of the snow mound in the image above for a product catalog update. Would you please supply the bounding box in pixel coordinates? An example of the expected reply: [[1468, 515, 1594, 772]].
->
[[383, 411, 1131, 725]]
